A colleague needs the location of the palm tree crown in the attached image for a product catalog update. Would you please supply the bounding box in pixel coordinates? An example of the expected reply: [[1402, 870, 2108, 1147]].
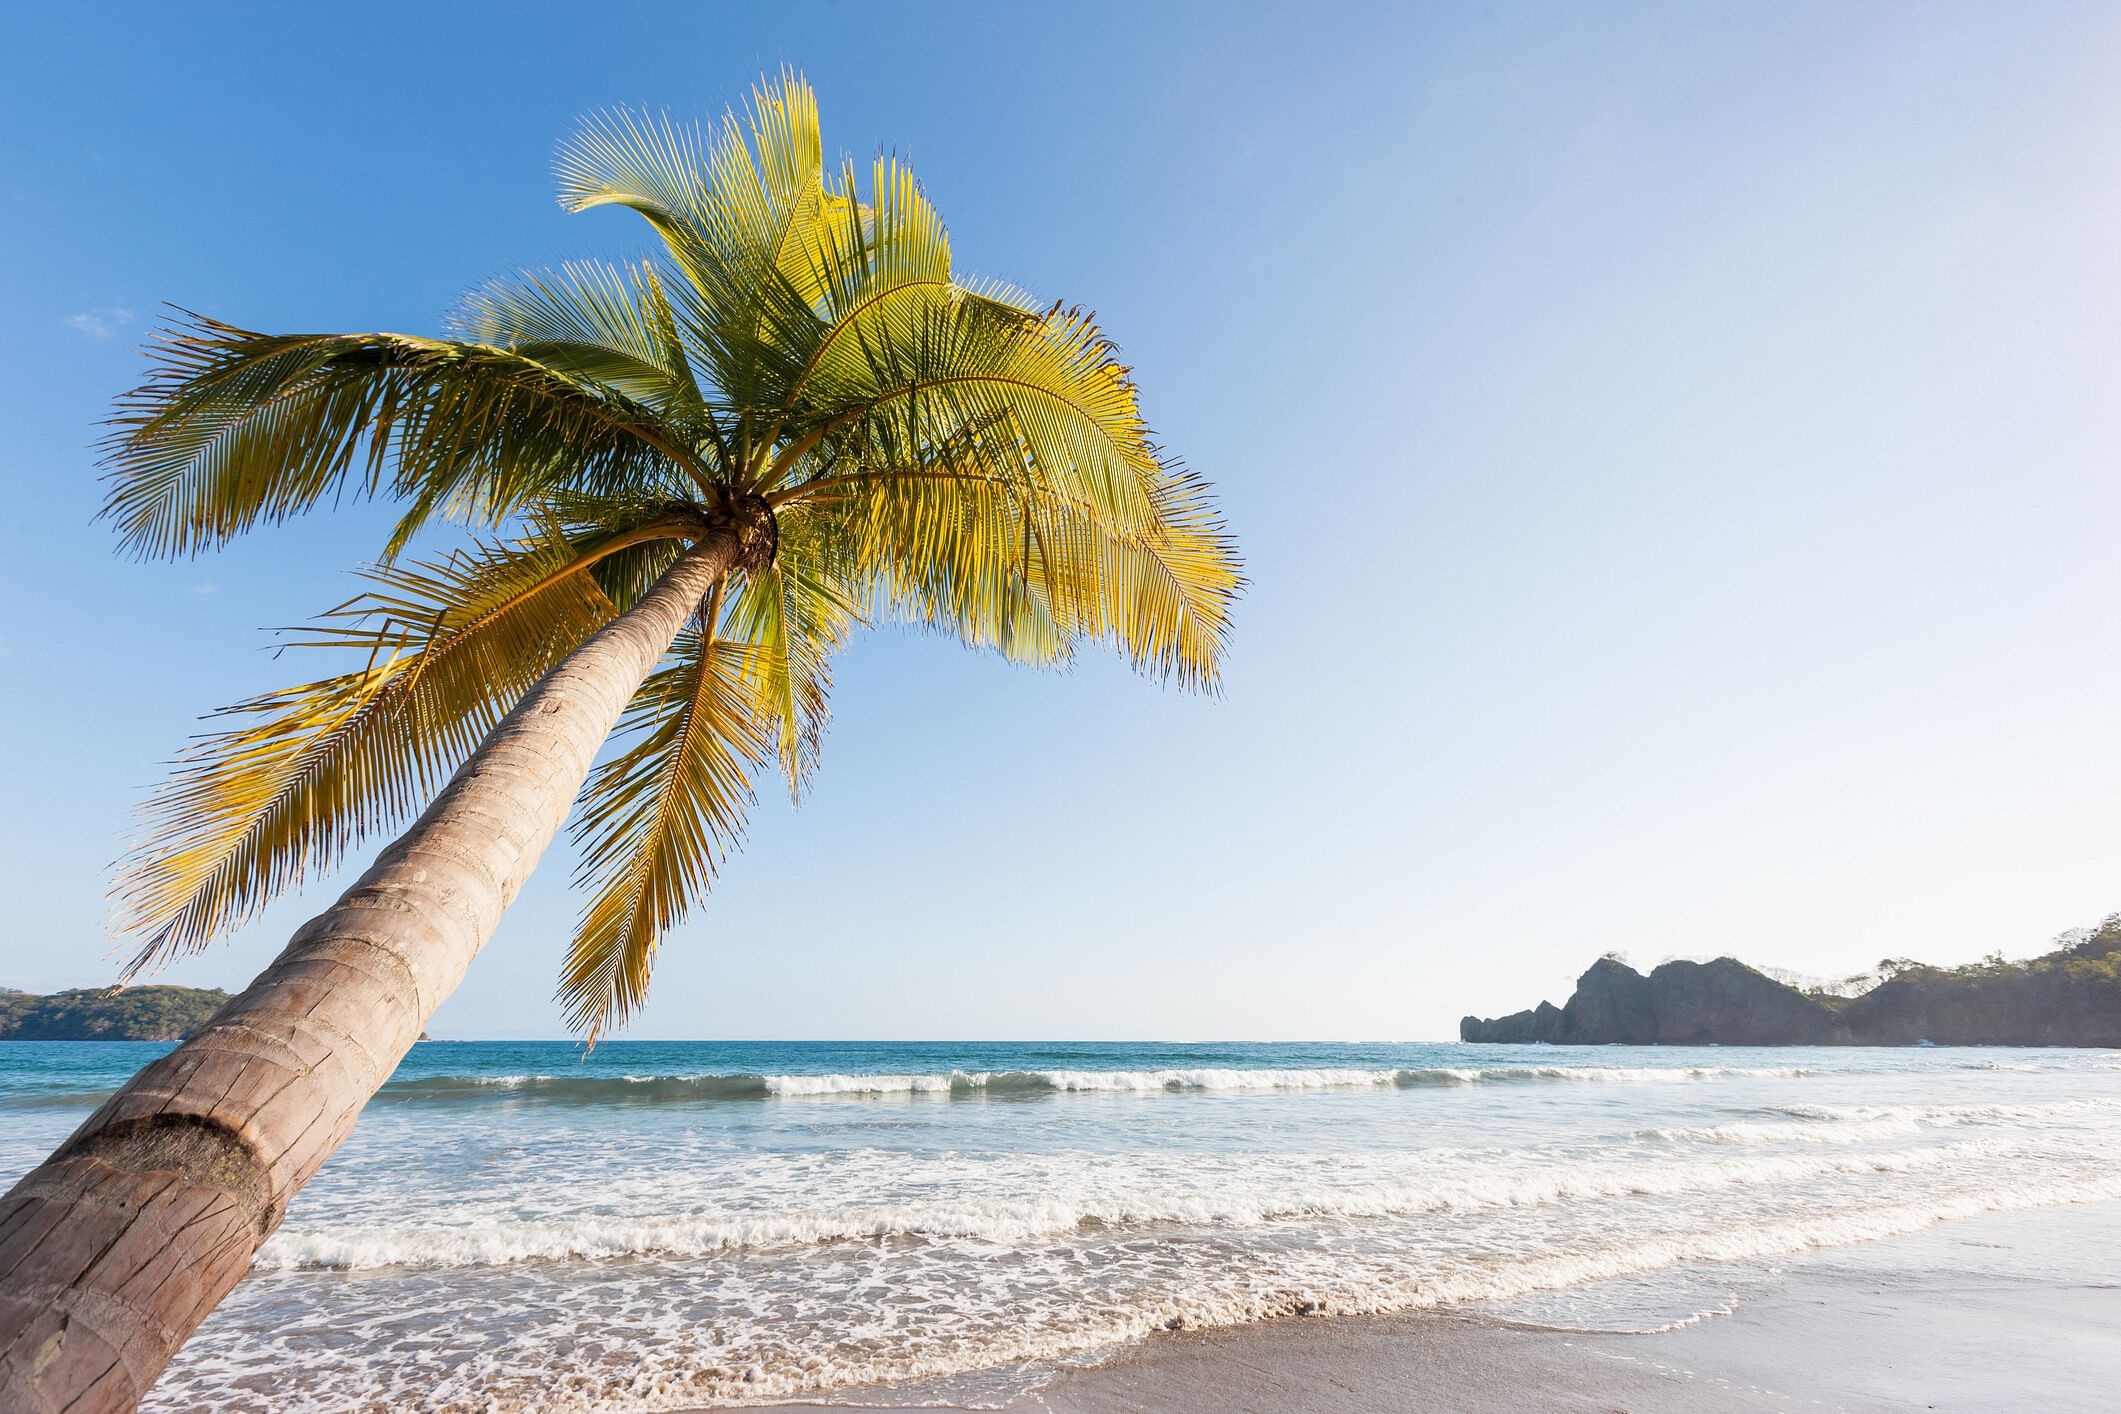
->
[[101, 73, 1240, 1040]]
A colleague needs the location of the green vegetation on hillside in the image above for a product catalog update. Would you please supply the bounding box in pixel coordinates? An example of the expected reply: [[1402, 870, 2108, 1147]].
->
[[1868, 914, 2121, 990], [0, 986, 229, 1041]]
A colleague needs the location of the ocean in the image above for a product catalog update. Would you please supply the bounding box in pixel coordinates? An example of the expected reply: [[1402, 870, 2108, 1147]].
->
[[5, 1039, 2119, 1412]]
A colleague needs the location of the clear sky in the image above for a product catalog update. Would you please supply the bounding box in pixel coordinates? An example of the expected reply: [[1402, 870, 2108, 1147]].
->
[[4, 2, 2118, 1041]]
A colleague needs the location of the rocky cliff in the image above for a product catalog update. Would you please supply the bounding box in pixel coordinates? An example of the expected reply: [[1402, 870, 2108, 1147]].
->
[[1461, 920, 2121, 1047]]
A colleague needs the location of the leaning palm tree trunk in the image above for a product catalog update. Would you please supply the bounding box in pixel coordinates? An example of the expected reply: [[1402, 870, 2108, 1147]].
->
[[0, 531, 746, 1413]]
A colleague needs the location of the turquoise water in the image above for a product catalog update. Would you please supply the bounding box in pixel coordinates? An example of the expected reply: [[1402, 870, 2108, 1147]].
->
[[5, 1039, 2120, 1411]]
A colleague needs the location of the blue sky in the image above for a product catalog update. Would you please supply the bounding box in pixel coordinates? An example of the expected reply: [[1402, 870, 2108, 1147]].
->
[[4, 2, 2119, 1040]]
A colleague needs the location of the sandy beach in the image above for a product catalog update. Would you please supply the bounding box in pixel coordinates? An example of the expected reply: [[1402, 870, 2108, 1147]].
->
[[736, 1200, 2121, 1413]]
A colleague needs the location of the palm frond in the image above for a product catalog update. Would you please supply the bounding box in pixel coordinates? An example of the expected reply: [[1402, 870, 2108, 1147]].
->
[[775, 285, 1239, 686], [759, 156, 1043, 455], [721, 511, 863, 796], [811, 441, 1236, 687], [831, 461, 1072, 666], [100, 315, 704, 560], [555, 72, 822, 275], [555, 72, 832, 427], [109, 524, 696, 969], [457, 260, 714, 433], [562, 613, 769, 1041], [786, 299, 1165, 539]]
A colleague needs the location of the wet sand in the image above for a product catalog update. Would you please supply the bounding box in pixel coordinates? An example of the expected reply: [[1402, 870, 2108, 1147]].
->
[[728, 1201, 2121, 1413]]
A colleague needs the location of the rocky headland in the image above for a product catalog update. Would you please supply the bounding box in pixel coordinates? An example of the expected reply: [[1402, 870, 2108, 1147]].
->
[[0, 985, 230, 1041], [1462, 917, 2121, 1047]]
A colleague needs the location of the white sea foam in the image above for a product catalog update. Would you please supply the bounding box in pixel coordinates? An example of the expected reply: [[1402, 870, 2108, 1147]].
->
[[761, 1070, 990, 1095], [189, 1165, 2121, 1414], [1644, 1096, 2119, 1145], [1772, 1098, 2120, 1125], [104, 1041, 2121, 1414], [254, 1141, 2006, 1270], [1644, 1116, 1929, 1145]]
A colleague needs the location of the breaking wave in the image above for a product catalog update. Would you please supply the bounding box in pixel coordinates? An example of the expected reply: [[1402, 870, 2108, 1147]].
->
[[372, 1063, 1816, 1105], [255, 1140, 2001, 1270]]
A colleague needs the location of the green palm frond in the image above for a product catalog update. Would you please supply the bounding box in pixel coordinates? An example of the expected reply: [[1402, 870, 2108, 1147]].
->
[[458, 260, 713, 431], [555, 71, 825, 282], [110, 523, 694, 970], [101, 316, 708, 560], [555, 72, 836, 423], [563, 611, 769, 1040]]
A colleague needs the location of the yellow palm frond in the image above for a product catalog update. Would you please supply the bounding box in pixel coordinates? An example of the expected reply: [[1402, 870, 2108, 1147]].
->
[[826, 451, 1235, 686], [720, 511, 863, 796], [775, 286, 1238, 685], [110, 524, 694, 969], [562, 612, 770, 1041], [787, 299, 1166, 537], [831, 462, 1073, 666], [761, 155, 1043, 456]]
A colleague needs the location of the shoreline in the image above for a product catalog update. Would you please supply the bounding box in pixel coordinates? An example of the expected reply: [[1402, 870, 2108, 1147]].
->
[[724, 1200, 2121, 1413]]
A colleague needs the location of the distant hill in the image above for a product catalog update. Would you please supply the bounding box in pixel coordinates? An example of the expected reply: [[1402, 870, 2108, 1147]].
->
[[0, 986, 230, 1041], [1462, 916, 2121, 1047]]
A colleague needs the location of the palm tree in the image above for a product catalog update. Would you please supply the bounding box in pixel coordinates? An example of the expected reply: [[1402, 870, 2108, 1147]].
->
[[0, 74, 1237, 1412]]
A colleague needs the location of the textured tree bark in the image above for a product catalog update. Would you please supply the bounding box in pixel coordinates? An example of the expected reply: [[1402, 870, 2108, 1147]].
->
[[0, 522, 755, 1413]]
